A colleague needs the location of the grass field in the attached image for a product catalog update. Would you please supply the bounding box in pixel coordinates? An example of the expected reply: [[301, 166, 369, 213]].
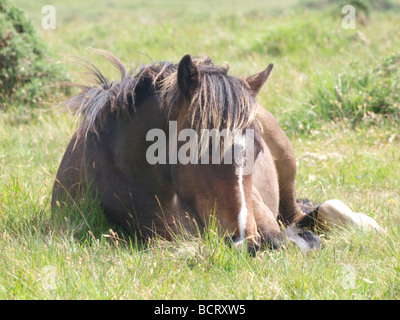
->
[[1, 0, 400, 299]]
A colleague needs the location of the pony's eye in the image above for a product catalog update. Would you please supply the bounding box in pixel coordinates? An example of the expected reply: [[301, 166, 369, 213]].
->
[[255, 144, 262, 156], [252, 135, 263, 159]]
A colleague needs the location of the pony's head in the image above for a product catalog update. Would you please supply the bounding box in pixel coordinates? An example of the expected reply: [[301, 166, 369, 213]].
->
[[160, 55, 273, 252]]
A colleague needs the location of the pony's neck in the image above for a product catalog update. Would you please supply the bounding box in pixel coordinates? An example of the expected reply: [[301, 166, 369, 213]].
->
[[106, 94, 172, 194]]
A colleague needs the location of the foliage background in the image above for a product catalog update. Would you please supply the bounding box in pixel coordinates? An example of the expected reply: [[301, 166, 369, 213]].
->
[[0, 0, 67, 110]]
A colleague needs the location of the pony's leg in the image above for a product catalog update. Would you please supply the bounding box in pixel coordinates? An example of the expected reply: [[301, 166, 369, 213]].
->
[[256, 105, 314, 228], [252, 187, 282, 249], [272, 156, 319, 230], [256, 106, 301, 222]]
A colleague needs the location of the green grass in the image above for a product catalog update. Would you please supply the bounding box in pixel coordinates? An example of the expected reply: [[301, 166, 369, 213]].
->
[[1, 0, 400, 299]]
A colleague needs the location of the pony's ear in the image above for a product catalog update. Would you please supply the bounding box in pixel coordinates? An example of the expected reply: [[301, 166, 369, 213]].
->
[[246, 63, 274, 96], [177, 54, 200, 100]]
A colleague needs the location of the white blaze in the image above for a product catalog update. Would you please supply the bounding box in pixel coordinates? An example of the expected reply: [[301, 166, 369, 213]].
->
[[235, 133, 248, 242], [237, 166, 248, 242]]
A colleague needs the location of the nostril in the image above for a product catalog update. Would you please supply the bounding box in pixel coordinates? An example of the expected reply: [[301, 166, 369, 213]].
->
[[248, 243, 259, 256], [248, 237, 261, 256], [230, 234, 238, 243], [224, 234, 261, 255], [224, 234, 238, 246]]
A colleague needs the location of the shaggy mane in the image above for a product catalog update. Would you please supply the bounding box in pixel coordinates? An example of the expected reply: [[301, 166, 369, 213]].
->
[[63, 49, 175, 136], [63, 50, 258, 137]]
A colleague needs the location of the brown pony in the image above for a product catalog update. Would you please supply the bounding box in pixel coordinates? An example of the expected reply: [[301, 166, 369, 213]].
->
[[53, 51, 380, 253]]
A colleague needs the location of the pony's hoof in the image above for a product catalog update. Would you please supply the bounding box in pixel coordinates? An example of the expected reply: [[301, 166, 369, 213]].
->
[[297, 230, 321, 250], [284, 226, 321, 252]]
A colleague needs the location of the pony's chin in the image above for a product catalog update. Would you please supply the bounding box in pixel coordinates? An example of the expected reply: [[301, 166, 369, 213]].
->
[[232, 239, 246, 251]]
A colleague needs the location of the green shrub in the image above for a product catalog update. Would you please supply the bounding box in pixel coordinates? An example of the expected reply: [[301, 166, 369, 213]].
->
[[0, 0, 67, 109]]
